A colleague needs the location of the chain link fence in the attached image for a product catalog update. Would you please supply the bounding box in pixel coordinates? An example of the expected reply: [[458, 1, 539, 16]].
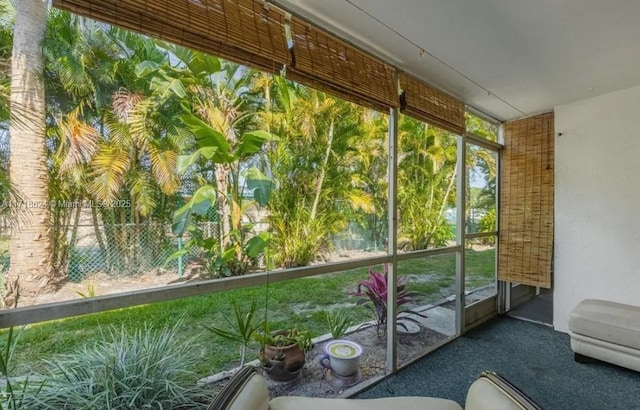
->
[[330, 221, 387, 253], [0, 217, 389, 283], [0, 221, 220, 283], [69, 223, 174, 282]]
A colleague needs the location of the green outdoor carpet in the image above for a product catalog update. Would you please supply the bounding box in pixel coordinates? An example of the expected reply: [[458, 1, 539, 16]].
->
[[356, 316, 640, 410]]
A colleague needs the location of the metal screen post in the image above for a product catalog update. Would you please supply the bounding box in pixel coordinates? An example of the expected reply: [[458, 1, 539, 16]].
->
[[386, 100, 399, 373], [178, 237, 183, 277], [455, 135, 466, 335]]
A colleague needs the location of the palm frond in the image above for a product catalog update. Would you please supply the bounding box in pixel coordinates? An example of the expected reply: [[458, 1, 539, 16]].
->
[[346, 191, 374, 213], [43, 10, 95, 98], [0, 1, 15, 28], [111, 89, 143, 121], [89, 144, 130, 201], [194, 98, 237, 140], [126, 97, 154, 148], [57, 112, 100, 172], [128, 169, 156, 216], [103, 113, 132, 148], [0, 74, 8, 121], [148, 144, 179, 194], [0, 20, 12, 121]]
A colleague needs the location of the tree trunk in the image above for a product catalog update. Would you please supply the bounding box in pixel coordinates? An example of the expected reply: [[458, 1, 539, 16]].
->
[[68, 205, 82, 260], [310, 119, 334, 220], [91, 205, 107, 263], [438, 165, 457, 220], [5, 0, 53, 306], [215, 163, 231, 247]]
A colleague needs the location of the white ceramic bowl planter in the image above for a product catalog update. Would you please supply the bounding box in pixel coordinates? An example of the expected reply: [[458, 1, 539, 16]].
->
[[319, 339, 363, 377]]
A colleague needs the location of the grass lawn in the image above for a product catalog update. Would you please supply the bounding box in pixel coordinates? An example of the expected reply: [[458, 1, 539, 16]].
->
[[2, 248, 495, 379]]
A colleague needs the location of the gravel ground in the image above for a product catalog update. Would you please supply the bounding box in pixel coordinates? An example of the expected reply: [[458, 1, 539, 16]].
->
[[211, 324, 450, 399]]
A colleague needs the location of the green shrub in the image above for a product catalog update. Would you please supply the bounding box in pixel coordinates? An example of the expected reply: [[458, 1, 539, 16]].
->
[[325, 310, 355, 339], [477, 209, 497, 245], [25, 322, 210, 409], [1, 325, 44, 410], [268, 209, 331, 268], [203, 299, 264, 367]]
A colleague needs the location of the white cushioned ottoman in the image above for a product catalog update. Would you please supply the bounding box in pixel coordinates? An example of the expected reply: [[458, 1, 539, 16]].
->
[[569, 299, 640, 372]]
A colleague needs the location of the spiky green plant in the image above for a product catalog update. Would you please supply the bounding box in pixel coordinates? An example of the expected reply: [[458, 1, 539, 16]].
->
[[74, 281, 98, 298], [24, 321, 210, 409], [1, 326, 25, 410], [0, 294, 44, 410], [325, 310, 355, 340], [203, 299, 264, 367]]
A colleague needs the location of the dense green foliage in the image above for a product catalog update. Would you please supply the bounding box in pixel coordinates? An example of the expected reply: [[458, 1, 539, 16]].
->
[[0, 4, 496, 280], [23, 322, 211, 409]]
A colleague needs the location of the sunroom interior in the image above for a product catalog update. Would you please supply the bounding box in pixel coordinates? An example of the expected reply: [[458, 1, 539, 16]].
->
[[2, 0, 640, 408]]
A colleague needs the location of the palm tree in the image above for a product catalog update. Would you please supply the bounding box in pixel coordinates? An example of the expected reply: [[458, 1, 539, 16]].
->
[[0, 0, 11, 122], [42, 10, 116, 277], [466, 144, 497, 237], [397, 115, 458, 250], [348, 108, 389, 251], [265, 79, 373, 267], [0, 0, 14, 215], [5, 0, 53, 304], [44, 21, 187, 274], [168, 59, 279, 276], [45, 22, 182, 217]]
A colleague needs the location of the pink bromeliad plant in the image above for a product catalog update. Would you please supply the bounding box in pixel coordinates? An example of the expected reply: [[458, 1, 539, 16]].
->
[[350, 264, 426, 336]]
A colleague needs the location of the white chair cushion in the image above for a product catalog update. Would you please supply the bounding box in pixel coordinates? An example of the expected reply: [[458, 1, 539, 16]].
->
[[465, 372, 541, 410], [270, 396, 462, 410]]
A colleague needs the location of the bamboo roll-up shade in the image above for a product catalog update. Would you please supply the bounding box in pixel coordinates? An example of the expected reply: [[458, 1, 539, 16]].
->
[[285, 70, 386, 113], [399, 72, 465, 135], [52, 0, 291, 74], [498, 112, 554, 288], [288, 17, 398, 113]]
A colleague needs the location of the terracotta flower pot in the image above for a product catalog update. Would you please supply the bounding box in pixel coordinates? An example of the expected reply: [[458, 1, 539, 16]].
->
[[262, 357, 303, 382], [262, 341, 305, 372]]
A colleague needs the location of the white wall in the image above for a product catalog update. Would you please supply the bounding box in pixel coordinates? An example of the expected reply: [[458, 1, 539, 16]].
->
[[554, 85, 640, 332]]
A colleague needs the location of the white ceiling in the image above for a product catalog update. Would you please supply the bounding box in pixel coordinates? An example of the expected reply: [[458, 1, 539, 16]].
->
[[272, 0, 640, 122]]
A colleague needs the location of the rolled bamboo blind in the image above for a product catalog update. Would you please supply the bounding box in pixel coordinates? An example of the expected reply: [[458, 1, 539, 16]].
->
[[498, 112, 554, 288], [399, 72, 465, 135], [288, 17, 398, 113], [52, 0, 291, 74], [54, 1, 471, 130]]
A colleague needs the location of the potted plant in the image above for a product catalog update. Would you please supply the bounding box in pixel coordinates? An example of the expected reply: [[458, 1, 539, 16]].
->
[[202, 299, 264, 367], [319, 339, 363, 377], [350, 264, 426, 336], [322, 311, 362, 377], [325, 310, 355, 340], [254, 325, 313, 381]]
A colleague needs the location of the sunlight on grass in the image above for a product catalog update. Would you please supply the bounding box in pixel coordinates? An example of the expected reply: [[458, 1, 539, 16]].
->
[[3, 249, 495, 378]]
